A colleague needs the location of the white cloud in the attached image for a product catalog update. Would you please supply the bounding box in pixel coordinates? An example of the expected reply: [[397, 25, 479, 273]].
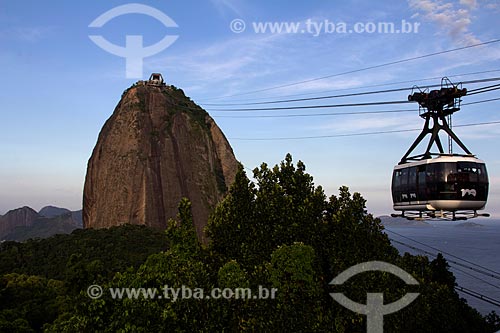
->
[[459, 0, 477, 9], [408, 0, 480, 45], [485, 2, 499, 10], [148, 1, 498, 103], [147, 34, 286, 97]]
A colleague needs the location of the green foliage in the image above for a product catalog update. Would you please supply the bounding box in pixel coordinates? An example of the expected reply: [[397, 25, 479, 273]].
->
[[162, 85, 210, 132], [206, 163, 257, 262], [0, 224, 168, 282], [58, 249, 212, 332], [47, 200, 213, 332], [205, 154, 493, 332], [0, 274, 66, 332], [217, 260, 249, 290], [0, 154, 496, 332], [268, 243, 318, 292], [0, 224, 168, 331], [213, 160, 228, 193], [485, 311, 500, 332], [165, 197, 201, 256], [430, 253, 456, 288], [207, 154, 397, 273], [267, 243, 322, 331]]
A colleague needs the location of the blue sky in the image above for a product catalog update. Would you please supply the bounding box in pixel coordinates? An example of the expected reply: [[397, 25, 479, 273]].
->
[[1, 0, 499, 217]]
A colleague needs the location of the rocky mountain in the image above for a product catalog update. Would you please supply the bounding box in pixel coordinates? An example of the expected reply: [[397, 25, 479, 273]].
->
[[0, 206, 82, 241], [83, 77, 239, 242], [0, 207, 39, 238]]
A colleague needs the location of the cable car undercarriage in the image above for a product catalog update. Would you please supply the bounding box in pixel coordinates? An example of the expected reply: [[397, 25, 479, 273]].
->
[[391, 78, 489, 221]]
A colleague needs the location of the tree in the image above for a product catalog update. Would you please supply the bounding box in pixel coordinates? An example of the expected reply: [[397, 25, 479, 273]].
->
[[205, 154, 493, 332], [430, 253, 455, 288], [47, 198, 213, 332], [266, 243, 322, 331], [207, 154, 328, 268], [206, 163, 256, 263], [485, 311, 500, 332], [4, 154, 494, 332], [0, 274, 66, 332], [165, 197, 201, 256]]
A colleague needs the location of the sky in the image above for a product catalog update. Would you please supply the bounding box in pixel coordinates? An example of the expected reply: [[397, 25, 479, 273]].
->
[[1, 0, 499, 217]]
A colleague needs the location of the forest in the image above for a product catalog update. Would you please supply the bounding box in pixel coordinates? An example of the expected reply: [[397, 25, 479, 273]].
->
[[1, 154, 499, 332]]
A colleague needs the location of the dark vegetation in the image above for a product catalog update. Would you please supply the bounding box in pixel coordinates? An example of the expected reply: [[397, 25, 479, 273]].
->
[[167, 85, 210, 131], [1, 154, 499, 332]]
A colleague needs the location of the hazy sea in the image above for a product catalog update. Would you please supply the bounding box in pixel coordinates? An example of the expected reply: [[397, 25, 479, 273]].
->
[[385, 219, 500, 316]]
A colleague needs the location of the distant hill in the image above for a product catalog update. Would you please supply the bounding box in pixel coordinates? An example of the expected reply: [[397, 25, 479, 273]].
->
[[0, 207, 39, 239], [39, 206, 71, 218], [71, 210, 83, 228], [378, 215, 430, 227], [0, 206, 82, 241], [455, 221, 484, 228]]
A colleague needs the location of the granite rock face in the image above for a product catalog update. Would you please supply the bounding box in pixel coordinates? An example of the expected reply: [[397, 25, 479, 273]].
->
[[0, 206, 39, 239], [83, 82, 239, 241]]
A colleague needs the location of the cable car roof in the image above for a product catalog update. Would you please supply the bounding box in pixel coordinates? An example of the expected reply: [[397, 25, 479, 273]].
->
[[394, 155, 485, 170]]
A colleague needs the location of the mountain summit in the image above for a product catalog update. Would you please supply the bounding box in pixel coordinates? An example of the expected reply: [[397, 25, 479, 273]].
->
[[83, 74, 239, 241]]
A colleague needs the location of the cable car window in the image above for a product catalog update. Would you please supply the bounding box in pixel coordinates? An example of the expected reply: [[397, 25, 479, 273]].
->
[[408, 167, 417, 187], [479, 164, 488, 183], [443, 163, 457, 182], [415, 165, 425, 201], [457, 162, 478, 173], [426, 163, 436, 183], [393, 170, 402, 189], [432, 163, 446, 182], [457, 162, 479, 182], [400, 168, 409, 186], [418, 165, 426, 185]]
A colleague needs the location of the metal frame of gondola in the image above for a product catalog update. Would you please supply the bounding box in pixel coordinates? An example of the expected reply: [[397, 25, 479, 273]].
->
[[399, 78, 472, 164]]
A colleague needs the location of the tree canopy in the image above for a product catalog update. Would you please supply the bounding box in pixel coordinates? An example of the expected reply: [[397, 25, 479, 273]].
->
[[1, 154, 498, 332]]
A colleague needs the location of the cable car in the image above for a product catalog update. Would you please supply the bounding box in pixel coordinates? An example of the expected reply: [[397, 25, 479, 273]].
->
[[392, 156, 488, 213], [391, 78, 489, 220]]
